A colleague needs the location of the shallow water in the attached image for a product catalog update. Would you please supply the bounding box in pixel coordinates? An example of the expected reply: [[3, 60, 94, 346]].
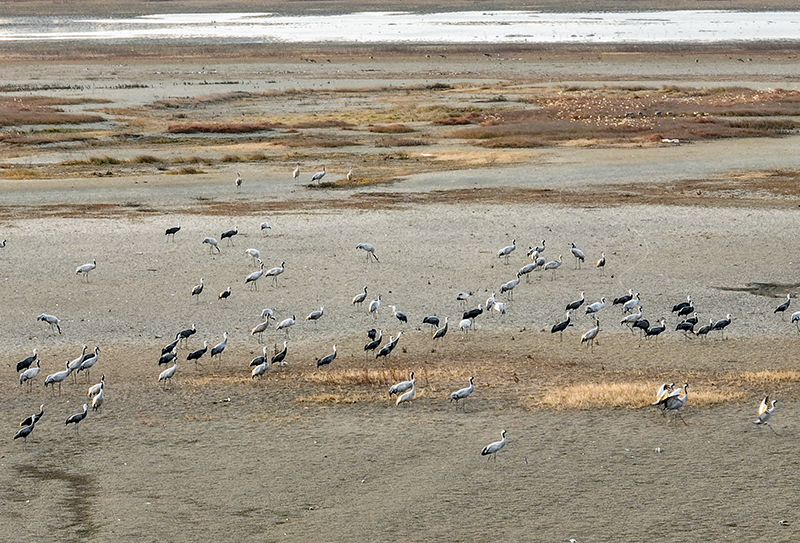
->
[[0, 10, 798, 44]]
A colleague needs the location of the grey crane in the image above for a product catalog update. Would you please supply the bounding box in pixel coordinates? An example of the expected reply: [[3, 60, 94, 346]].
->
[[202, 237, 221, 253], [191, 278, 204, 301], [37, 313, 61, 334], [210, 332, 228, 360], [265, 261, 285, 286], [276, 315, 296, 335], [316, 344, 337, 368], [65, 403, 89, 432], [76, 259, 97, 281], [481, 429, 506, 460], [311, 165, 326, 183], [396, 378, 416, 407], [389, 372, 415, 397], [19, 360, 41, 391], [44, 361, 72, 394], [449, 376, 475, 409], [581, 317, 600, 352], [498, 239, 516, 264], [306, 306, 324, 324], [352, 286, 369, 308], [356, 243, 380, 262], [77, 346, 100, 381], [544, 254, 563, 280], [570, 243, 585, 269], [245, 261, 265, 290], [91, 381, 104, 410], [235, 172, 242, 188], [433, 317, 449, 341]]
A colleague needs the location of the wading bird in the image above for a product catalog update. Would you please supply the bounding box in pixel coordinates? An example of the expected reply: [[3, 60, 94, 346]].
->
[[396, 378, 416, 407], [202, 237, 221, 253], [65, 404, 89, 432], [754, 396, 778, 434], [210, 332, 228, 360], [570, 243, 585, 269], [158, 362, 177, 389], [389, 372, 415, 397], [311, 165, 326, 183], [16, 349, 38, 373]]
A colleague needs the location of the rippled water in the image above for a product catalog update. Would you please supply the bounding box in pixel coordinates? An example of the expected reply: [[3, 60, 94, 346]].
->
[[0, 10, 798, 44]]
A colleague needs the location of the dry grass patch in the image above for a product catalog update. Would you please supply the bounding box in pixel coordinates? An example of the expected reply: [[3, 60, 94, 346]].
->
[[737, 370, 800, 383], [369, 123, 416, 133], [167, 121, 282, 134]]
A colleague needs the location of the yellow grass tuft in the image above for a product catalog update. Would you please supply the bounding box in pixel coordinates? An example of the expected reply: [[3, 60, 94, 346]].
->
[[738, 370, 800, 383]]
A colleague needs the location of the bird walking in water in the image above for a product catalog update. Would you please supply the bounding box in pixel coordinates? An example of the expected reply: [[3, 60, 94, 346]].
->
[[449, 376, 475, 409], [76, 259, 97, 282], [753, 396, 778, 435], [481, 429, 506, 460]]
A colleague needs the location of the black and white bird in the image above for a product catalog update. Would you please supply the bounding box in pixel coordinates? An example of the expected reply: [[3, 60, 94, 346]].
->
[[306, 306, 325, 324], [265, 261, 285, 286], [456, 292, 472, 304], [481, 429, 507, 460], [449, 376, 475, 408], [16, 349, 38, 373], [646, 319, 667, 339], [433, 318, 449, 340], [37, 313, 61, 334], [632, 317, 650, 335], [187, 340, 208, 365], [713, 314, 732, 339], [356, 243, 379, 262], [677, 302, 696, 317], [271, 341, 289, 366], [352, 286, 368, 307], [159, 346, 177, 366], [77, 346, 100, 381], [463, 304, 483, 321], [376, 333, 402, 359], [191, 278, 204, 301], [221, 226, 238, 246], [19, 404, 44, 427], [621, 307, 644, 329], [245, 261, 265, 290], [67, 344, 89, 379], [165, 222, 181, 240], [389, 372, 415, 397], [202, 237, 221, 253], [364, 330, 383, 357], [218, 286, 232, 300], [251, 356, 269, 379], [613, 289, 634, 306], [316, 344, 337, 368], [76, 259, 97, 281], [676, 319, 696, 335], [260, 221, 272, 234], [395, 378, 416, 407], [210, 332, 228, 359], [422, 315, 440, 329], [754, 397, 778, 433], [368, 294, 382, 318], [570, 243, 585, 269], [14, 418, 37, 444], [250, 346, 269, 368], [19, 359, 41, 390], [622, 293, 641, 314], [498, 239, 516, 264], [585, 297, 606, 315], [566, 292, 585, 311], [695, 318, 714, 338], [391, 306, 407, 324], [596, 252, 606, 274], [235, 172, 242, 188], [162, 338, 179, 355], [367, 328, 378, 340], [176, 323, 197, 344], [65, 403, 89, 431], [346, 167, 354, 181], [88, 375, 105, 398], [662, 383, 689, 424], [311, 165, 326, 183], [581, 318, 600, 351], [551, 311, 572, 341], [774, 294, 792, 318], [671, 295, 692, 313], [276, 315, 296, 335], [158, 362, 177, 388], [651, 383, 675, 406]]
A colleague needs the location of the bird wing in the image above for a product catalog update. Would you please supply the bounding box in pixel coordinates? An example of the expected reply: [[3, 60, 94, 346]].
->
[[758, 397, 769, 416]]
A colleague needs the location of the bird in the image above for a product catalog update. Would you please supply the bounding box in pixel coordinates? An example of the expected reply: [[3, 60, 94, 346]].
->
[[202, 236, 221, 253], [44, 361, 72, 394], [774, 294, 792, 318], [422, 315, 440, 329], [311, 165, 326, 183], [621, 307, 644, 329], [713, 314, 732, 339], [19, 360, 41, 390], [19, 404, 44, 427], [261, 308, 276, 321], [77, 346, 100, 381], [250, 346, 269, 367], [265, 261, 285, 286], [651, 383, 675, 406], [544, 254, 563, 280], [671, 295, 692, 313], [463, 304, 483, 321], [696, 318, 714, 338], [456, 292, 472, 304], [500, 274, 521, 300], [210, 332, 228, 359], [91, 380, 105, 410], [251, 357, 269, 379], [346, 167, 354, 181], [368, 294, 382, 317], [613, 289, 634, 306], [494, 302, 507, 315], [646, 319, 667, 339], [532, 240, 546, 254], [433, 317, 449, 341], [531, 251, 546, 270], [566, 292, 585, 311], [662, 383, 689, 424], [395, 378, 416, 406], [754, 397, 778, 433], [376, 336, 396, 359], [316, 344, 337, 368], [260, 221, 272, 234], [450, 376, 475, 408], [585, 297, 606, 315], [498, 239, 516, 264], [161, 338, 179, 355], [632, 317, 650, 335], [356, 243, 379, 262], [391, 305, 407, 324], [218, 286, 232, 300], [87, 375, 105, 398], [37, 313, 61, 334], [0, 239, 5, 247], [251, 318, 271, 342], [245, 261, 265, 290], [176, 323, 197, 344], [158, 362, 177, 388], [276, 315, 296, 335], [292, 163, 300, 179], [622, 293, 640, 314], [14, 418, 37, 444], [581, 318, 600, 351], [165, 222, 181, 240], [481, 429, 506, 460], [245, 248, 261, 264], [551, 311, 572, 341], [65, 403, 89, 431], [76, 258, 97, 281], [459, 318, 472, 335], [271, 341, 289, 366], [389, 372, 415, 396], [235, 172, 242, 188], [159, 346, 177, 366], [570, 243, 585, 268], [364, 330, 383, 356], [352, 286, 369, 307], [306, 306, 324, 324], [16, 348, 38, 372], [486, 292, 496, 313], [792, 311, 800, 333], [367, 328, 378, 340], [187, 340, 208, 365], [191, 278, 204, 300], [677, 302, 695, 317], [596, 252, 606, 274], [676, 319, 696, 335], [221, 226, 238, 246]]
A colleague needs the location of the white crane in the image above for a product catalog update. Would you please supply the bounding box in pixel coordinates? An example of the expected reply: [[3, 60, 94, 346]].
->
[[581, 318, 600, 352], [158, 362, 177, 389], [389, 372, 415, 396], [276, 315, 296, 335], [498, 239, 516, 264], [210, 332, 228, 360], [456, 292, 471, 305], [311, 165, 326, 183], [356, 243, 380, 262], [65, 403, 89, 431], [585, 297, 606, 315], [88, 375, 105, 398], [754, 396, 778, 434], [346, 167, 354, 181], [265, 261, 285, 286], [481, 429, 506, 460], [19, 360, 41, 391], [449, 376, 475, 408], [570, 243, 585, 269], [368, 294, 382, 318], [76, 258, 97, 281], [202, 237, 221, 253], [245, 261, 265, 290], [235, 172, 243, 188], [459, 318, 472, 336], [486, 292, 496, 313], [92, 380, 105, 410], [352, 286, 368, 308], [37, 313, 61, 334], [395, 377, 416, 407], [44, 361, 72, 394], [316, 344, 337, 368], [191, 278, 204, 300], [544, 254, 563, 280], [292, 163, 300, 179]]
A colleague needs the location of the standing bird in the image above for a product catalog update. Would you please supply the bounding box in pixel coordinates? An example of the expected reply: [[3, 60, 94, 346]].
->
[[271, 341, 289, 366], [265, 261, 285, 286], [486, 292, 496, 313], [187, 340, 208, 365], [422, 315, 440, 329], [260, 222, 272, 234], [77, 346, 100, 382], [245, 248, 261, 264], [646, 319, 667, 339], [596, 252, 606, 274], [389, 372, 415, 396], [544, 255, 563, 280], [585, 297, 606, 315], [754, 397, 778, 434], [14, 418, 37, 444], [570, 243, 585, 269], [306, 306, 325, 324], [433, 317, 449, 341], [456, 292, 472, 305], [463, 304, 483, 321], [245, 261, 265, 290], [581, 318, 600, 351], [368, 294, 382, 318], [292, 163, 300, 179], [44, 362, 72, 394], [356, 243, 380, 262], [16, 348, 38, 373], [218, 286, 232, 300], [498, 239, 517, 264], [76, 259, 97, 281], [352, 286, 369, 308], [87, 375, 105, 398], [613, 289, 634, 306], [621, 307, 644, 329], [221, 226, 238, 246], [158, 362, 177, 389], [672, 295, 692, 313], [774, 294, 792, 318], [449, 376, 475, 408], [395, 377, 416, 407], [500, 274, 521, 300], [376, 332, 403, 359], [311, 165, 326, 183], [551, 311, 572, 341], [68, 345, 89, 378], [676, 318, 696, 335], [251, 356, 269, 379], [622, 293, 641, 314], [19, 405, 44, 428], [316, 345, 337, 368], [159, 346, 177, 366], [202, 236, 221, 253], [459, 318, 472, 336], [65, 404, 89, 432], [364, 329, 383, 357], [481, 429, 507, 460], [494, 302, 507, 315], [37, 313, 61, 334], [210, 332, 229, 360], [792, 311, 800, 333], [91, 381, 105, 410], [651, 383, 675, 406], [235, 172, 243, 188], [662, 383, 689, 424], [165, 222, 181, 240], [391, 306, 407, 324], [191, 278, 204, 301], [713, 314, 732, 339], [518, 261, 536, 282], [0, 239, 5, 247], [20, 360, 41, 390], [250, 346, 269, 367], [346, 167, 354, 182], [566, 292, 585, 312], [251, 318, 271, 342], [176, 323, 197, 344], [276, 315, 296, 335]]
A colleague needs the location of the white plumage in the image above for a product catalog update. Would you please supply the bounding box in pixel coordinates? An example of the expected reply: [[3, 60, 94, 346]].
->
[[276, 315, 296, 334], [395, 377, 416, 406], [44, 361, 72, 394], [356, 243, 380, 262], [368, 294, 382, 317], [202, 237, 221, 253], [158, 363, 177, 388], [389, 372, 415, 396], [92, 380, 105, 410]]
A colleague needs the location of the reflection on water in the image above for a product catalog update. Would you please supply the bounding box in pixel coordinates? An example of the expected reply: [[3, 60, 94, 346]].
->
[[0, 11, 798, 44]]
